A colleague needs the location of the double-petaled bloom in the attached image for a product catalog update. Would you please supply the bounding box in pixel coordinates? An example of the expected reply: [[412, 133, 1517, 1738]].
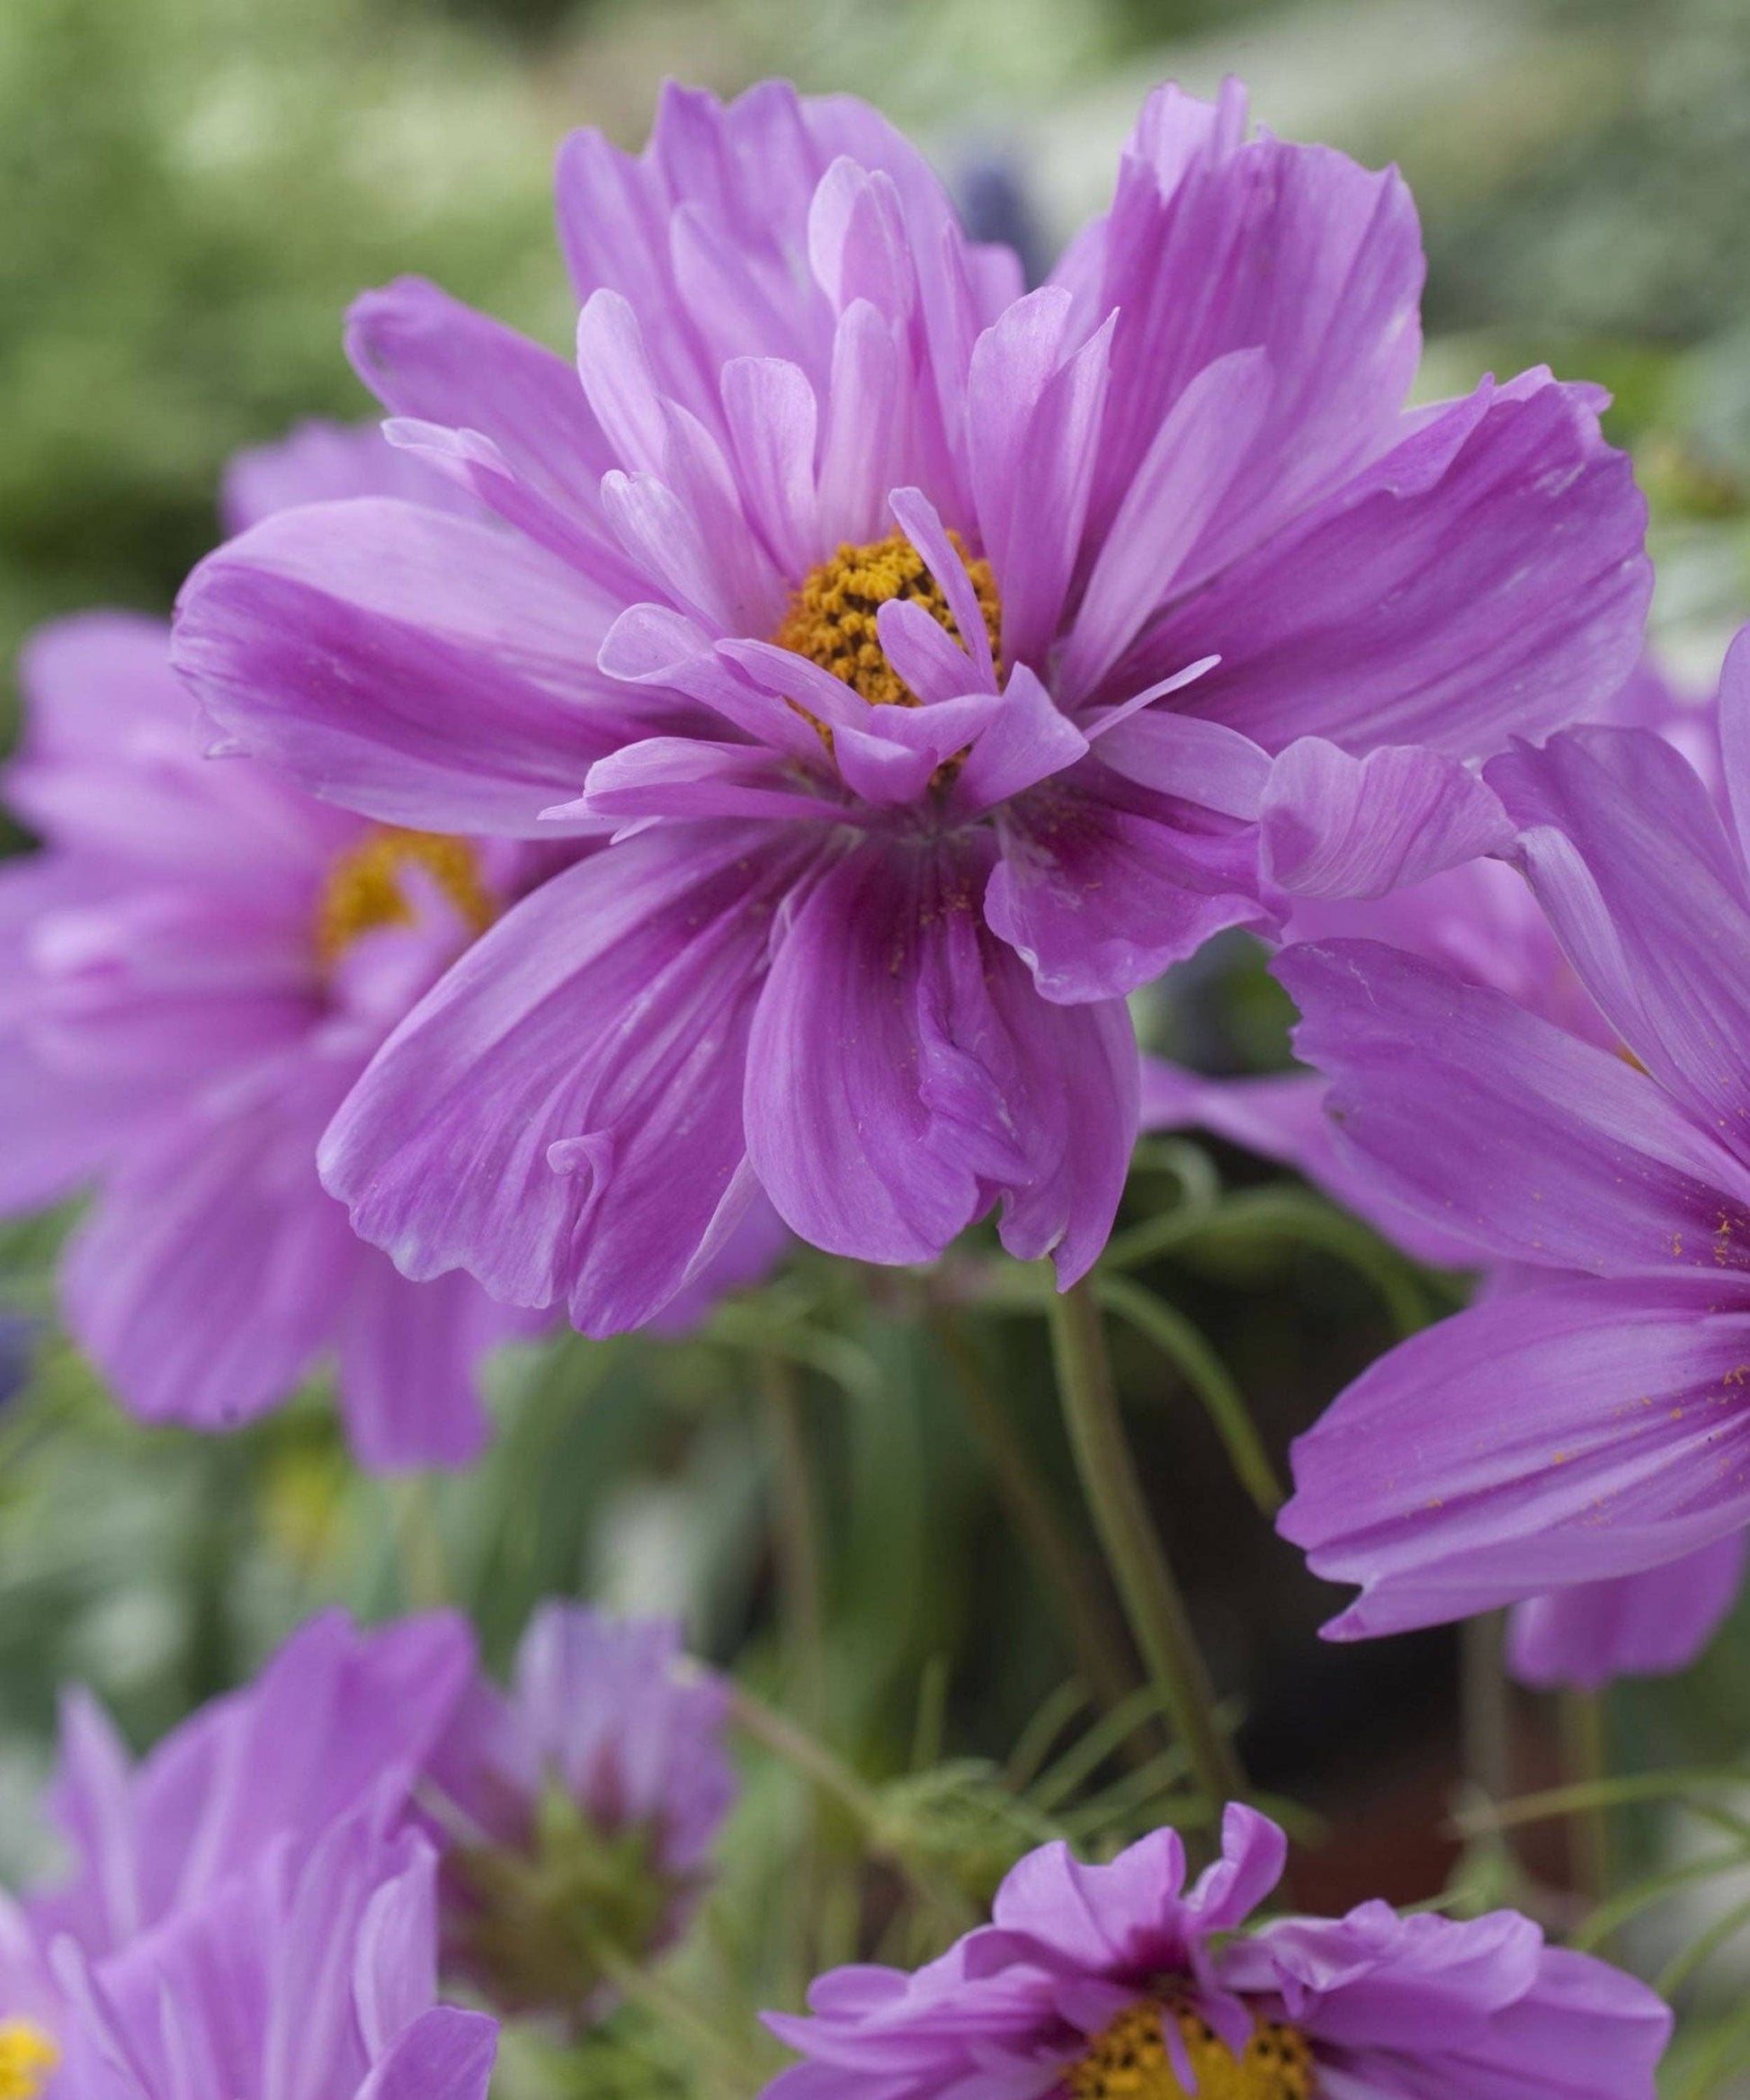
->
[[1148, 661, 1750, 1689], [1277, 626, 1750, 1644], [0, 1610, 480, 2096], [173, 76, 1650, 1335], [0, 1601, 737, 2069], [429, 1604, 737, 2014], [760, 1805, 1669, 2099], [47, 1801, 496, 2100], [0, 425, 558, 1467]]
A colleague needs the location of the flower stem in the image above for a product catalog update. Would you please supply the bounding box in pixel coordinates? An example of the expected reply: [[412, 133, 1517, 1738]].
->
[[1048, 1276, 1246, 1818], [929, 1312, 1143, 1729], [759, 1353, 826, 1733], [1559, 1689, 1612, 1917]]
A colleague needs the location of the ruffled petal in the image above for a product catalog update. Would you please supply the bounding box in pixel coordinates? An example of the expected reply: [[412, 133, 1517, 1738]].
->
[[174, 499, 649, 836], [1261, 738, 1513, 901], [1153, 374, 1649, 757], [61, 1050, 362, 1434], [1275, 939, 1750, 1280], [1488, 724, 1750, 1166], [321, 824, 817, 1336], [1058, 82, 1424, 569], [987, 764, 1267, 1004], [1506, 1532, 1748, 1693], [335, 1258, 541, 1473], [1281, 1276, 1750, 1639], [744, 834, 1138, 1282]]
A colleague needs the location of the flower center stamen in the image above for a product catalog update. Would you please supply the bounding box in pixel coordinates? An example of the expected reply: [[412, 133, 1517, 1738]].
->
[[316, 827, 496, 968], [1068, 1998, 1314, 2100], [773, 529, 1002, 713], [0, 2021, 58, 2100]]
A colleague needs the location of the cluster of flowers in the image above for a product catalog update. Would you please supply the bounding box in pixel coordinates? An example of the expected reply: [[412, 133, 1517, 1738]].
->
[[1, 1604, 735, 2098], [7, 58, 1746, 2093], [1, 1604, 1671, 2100]]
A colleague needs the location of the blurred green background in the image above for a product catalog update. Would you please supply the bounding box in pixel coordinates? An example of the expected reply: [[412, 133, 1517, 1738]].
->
[[8, 0, 1750, 2088]]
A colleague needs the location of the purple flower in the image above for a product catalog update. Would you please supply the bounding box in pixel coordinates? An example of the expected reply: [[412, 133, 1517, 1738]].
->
[[49, 1795, 496, 2100], [1147, 663, 1748, 1687], [171, 77, 1649, 1333], [27, 1609, 475, 1963], [760, 1804, 1669, 2099], [0, 423, 579, 1466], [425, 1605, 736, 2016], [0, 1610, 478, 2093], [1272, 625, 1750, 1642]]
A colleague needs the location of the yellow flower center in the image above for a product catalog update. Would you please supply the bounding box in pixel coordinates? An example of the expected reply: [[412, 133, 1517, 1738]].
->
[[773, 529, 1002, 712], [1068, 1999, 1314, 2100], [316, 827, 495, 969], [0, 2022, 58, 2100]]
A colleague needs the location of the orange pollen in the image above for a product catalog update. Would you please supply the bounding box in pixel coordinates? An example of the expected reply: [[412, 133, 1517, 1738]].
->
[[773, 529, 1002, 715], [316, 827, 495, 969], [1067, 1997, 1315, 2100]]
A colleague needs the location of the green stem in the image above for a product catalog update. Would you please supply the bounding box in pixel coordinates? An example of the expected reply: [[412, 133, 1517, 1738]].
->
[[388, 1473, 448, 1610], [585, 1928, 769, 2091], [1558, 1690, 1612, 1917], [930, 1314, 1142, 1725], [1047, 1277, 1246, 1819], [1461, 1613, 1513, 1810], [759, 1354, 826, 1733], [1094, 1274, 1284, 1515], [730, 1685, 972, 1933]]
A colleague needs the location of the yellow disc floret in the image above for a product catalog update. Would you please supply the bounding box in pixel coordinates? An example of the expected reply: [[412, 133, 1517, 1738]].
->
[[773, 529, 1002, 711], [0, 2021, 58, 2100], [316, 827, 495, 969], [1067, 1998, 1315, 2100]]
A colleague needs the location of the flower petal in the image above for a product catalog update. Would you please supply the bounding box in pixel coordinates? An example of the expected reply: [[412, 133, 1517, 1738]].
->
[[744, 834, 1138, 1282], [1155, 374, 1649, 757], [1506, 1532, 1748, 1693], [988, 764, 1267, 1003], [1275, 938, 1750, 1279], [174, 500, 645, 835], [321, 824, 817, 1336], [1261, 737, 1513, 900], [1281, 1276, 1750, 1638], [1487, 724, 1750, 1166]]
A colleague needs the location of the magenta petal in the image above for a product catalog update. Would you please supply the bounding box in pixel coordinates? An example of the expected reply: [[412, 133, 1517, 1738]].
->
[[1155, 374, 1650, 756], [1506, 1533, 1748, 1693], [1063, 86, 1424, 567], [358, 2010, 499, 2100], [1275, 939, 1750, 1279], [1139, 1062, 1485, 1271], [1261, 737, 1513, 900], [348, 277, 614, 518], [1281, 1277, 1750, 1639], [1487, 724, 1750, 1164], [744, 834, 1137, 1282], [321, 824, 817, 1336], [335, 1259, 537, 1473], [582, 737, 844, 827], [174, 500, 642, 836], [988, 765, 1267, 1003], [220, 416, 478, 534], [62, 1052, 361, 1436], [1092, 710, 1269, 822]]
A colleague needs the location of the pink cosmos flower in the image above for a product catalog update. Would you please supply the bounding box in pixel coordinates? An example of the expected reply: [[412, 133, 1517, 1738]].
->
[[1273, 626, 1750, 1641], [426, 1604, 737, 2015], [1146, 661, 1750, 1688], [0, 423, 576, 1466], [172, 77, 1649, 1334], [48, 1797, 496, 2100], [0, 1609, 478, 2094], [760, 1804, 1670, 2099]]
